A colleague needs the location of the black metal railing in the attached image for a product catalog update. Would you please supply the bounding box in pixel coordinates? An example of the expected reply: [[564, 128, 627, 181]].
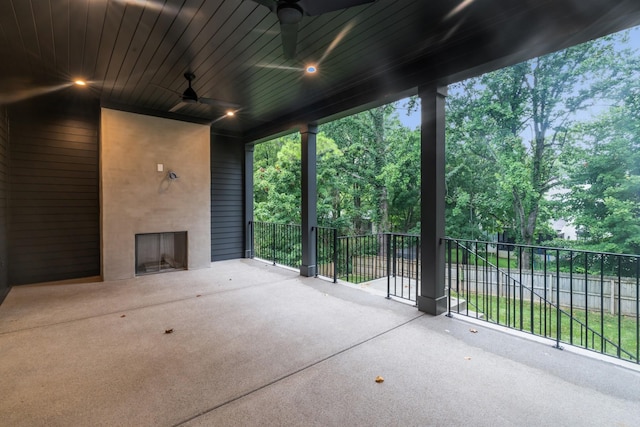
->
[[386, 233, 420, 303], [322, 232, 418, 303], [315, 226, 338, 282], [249, 222, 640, 364], [337, 233, 388, 284], [250, 221, 302, 269], [445, 238, 640, 364]]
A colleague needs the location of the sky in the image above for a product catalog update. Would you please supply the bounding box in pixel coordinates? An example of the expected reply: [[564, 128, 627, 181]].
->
[[395, 25, 640, 130]]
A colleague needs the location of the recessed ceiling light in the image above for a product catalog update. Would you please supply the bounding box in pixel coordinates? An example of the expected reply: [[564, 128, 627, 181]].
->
[[306, 65, 317, 74], [74, 80, 87, 86]]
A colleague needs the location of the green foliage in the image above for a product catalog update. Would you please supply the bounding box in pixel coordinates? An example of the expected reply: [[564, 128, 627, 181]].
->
[[563, 96, 640, 254], [321, 105, 422, 234], [253, 132, 343, 224], [445, 31, 633, 254], [253, 104, 422, 235], [381, 126, 421, 232]]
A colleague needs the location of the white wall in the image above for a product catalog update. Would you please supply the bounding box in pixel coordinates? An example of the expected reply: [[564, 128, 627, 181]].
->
[[100, 109, 211, 280]]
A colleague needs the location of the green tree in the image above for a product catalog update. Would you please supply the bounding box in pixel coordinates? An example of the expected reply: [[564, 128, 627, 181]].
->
[[563, 83, 640, 254], [320, 105, 399, 234], [446, 34, 628, 260], [381, 125, 421, 232], [445, 80, 510, 239], [253, 132, 343, 225]]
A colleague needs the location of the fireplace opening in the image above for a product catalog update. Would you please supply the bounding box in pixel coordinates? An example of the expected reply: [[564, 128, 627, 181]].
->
[[135, 232, 187, 275]]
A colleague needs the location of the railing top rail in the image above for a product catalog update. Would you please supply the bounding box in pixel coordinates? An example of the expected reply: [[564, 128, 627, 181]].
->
[[444, 237, 640, 259], [252, 221, 638, 259], [250, 221, 301, 227], [384, 232, 421, 238], [335, 232, 420, 238], [337, 233, 384, 239]]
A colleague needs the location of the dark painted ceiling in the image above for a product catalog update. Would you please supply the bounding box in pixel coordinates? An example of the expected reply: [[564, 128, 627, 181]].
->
[[1, 0, 640, 142]]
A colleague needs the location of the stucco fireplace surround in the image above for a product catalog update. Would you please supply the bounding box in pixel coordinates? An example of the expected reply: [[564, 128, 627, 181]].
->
[[100, 109, 211, 281]]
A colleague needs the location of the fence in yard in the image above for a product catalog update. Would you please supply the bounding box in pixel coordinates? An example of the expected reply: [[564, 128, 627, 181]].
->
[[446, 238, 639, 364]]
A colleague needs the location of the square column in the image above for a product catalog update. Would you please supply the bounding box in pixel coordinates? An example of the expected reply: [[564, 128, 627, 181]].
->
[[417, 86, 448, 315], [244, 145, 254, 258], [300, 124, 318, 277]]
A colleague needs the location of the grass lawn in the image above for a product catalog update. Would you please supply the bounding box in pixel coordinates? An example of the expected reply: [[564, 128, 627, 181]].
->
[[452, 290, 639, 363]]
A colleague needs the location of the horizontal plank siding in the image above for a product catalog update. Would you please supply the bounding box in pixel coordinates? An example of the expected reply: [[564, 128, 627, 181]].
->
[[211, 135, 245, 261], [0, 107, 9, 302], [8, 95, 100, 285]]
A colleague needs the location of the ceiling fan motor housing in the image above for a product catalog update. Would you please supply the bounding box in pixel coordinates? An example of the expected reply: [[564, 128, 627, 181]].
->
[[277, 3, 303, 24], [182, 86, 198, 103], [182, 72, 198, 103]]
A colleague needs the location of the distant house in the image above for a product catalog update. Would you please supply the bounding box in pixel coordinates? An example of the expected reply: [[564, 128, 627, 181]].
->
[[551, 219, 578, 240]]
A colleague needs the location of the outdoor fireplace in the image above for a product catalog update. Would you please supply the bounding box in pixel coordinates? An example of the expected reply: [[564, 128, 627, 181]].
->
[[101, 109, 210, 281], [135, 232, 187, 275]]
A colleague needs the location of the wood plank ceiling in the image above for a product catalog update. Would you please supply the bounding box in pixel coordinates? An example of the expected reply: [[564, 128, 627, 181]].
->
[[1, 0, 640, 141]]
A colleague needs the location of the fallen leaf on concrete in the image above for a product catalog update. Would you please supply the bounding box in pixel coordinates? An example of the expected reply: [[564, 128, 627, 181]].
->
[[469, 329, 478, 333], [165, 329, 174, 334], [464, 356, 472, 360], [120, 314, 126, 318], [375, 376, 384, 383]]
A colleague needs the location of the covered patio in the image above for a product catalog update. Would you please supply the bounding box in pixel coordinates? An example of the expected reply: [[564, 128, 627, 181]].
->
[[2, 2, 640, 424], [1, 260, 639, 426], [2, 0, 640, 314]]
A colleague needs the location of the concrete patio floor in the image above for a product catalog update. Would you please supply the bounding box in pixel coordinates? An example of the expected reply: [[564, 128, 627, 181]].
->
[[1, 259, 639, 426]]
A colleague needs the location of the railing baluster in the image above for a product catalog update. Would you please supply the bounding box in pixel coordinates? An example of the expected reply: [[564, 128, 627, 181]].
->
[[601, 255, 605, 355], [543, 248, 547, 338], [333, 228, 338, 283], [530, 246, 534, 334], [272, 223, 276, 265], [556, 249, 561, 349], [415, 235, 419, 305], [569, 250, 574, 345], [446, 238, 451, 316], [585, 253, 589, 349], [474, 241, 479, 318], [496, 246, 501, 326], [345, 236, 349, 283], [618, 256, 622, 358], [636, 256, 639, 363]]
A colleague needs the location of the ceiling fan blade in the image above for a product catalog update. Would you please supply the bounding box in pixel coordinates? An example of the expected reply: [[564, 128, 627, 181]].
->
[[300, 0, 375, 16], [169, 101, 187, 113], [247, 0, 277, 12], [199, 97, 241, 109], [280, 22, 299, 59]]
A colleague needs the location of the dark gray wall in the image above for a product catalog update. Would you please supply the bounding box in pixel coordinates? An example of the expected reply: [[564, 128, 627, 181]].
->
[[211, 134, 245, 261], [0, 107, 8, 302], [8, 94, 100, 285]]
